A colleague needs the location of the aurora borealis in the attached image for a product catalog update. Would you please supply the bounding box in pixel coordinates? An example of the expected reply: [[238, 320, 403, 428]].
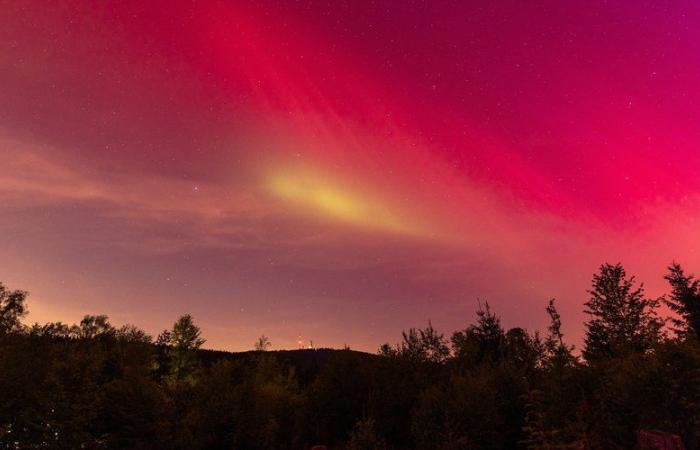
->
[[2, 1, 700, 351]]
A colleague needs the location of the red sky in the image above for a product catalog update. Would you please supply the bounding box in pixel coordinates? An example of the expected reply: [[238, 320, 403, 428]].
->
[[2, 1, 700, 351]]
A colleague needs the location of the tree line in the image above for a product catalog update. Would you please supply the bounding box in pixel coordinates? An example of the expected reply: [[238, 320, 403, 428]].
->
[[1, 261, 700, 449]]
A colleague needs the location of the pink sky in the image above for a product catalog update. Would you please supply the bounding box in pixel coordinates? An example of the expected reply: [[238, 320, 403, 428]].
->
[[1, 1, 700, 351]]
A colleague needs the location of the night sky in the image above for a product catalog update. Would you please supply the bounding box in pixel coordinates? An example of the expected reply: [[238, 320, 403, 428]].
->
[[2, 1, 699, 351]]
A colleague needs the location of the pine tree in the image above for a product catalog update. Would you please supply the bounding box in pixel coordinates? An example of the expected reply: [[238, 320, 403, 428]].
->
[[583, 263, 663, 362], [452, 301, 506, 365], [664, 262, 700, 339]]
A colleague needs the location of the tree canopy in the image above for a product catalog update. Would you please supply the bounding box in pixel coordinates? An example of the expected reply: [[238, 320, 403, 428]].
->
[[2, 262, 700, 448]]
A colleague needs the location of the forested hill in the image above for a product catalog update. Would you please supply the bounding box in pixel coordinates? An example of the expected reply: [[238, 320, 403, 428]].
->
[[2, 261, 700, 449], [198, 347, 379, 382]]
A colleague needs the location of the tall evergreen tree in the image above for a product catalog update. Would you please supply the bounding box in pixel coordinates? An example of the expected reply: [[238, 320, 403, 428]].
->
[[664, 262, 700, 339], [583, 263, 663, 362]]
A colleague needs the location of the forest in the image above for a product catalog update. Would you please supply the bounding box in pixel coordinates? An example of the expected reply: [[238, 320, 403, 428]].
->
[[2, 262, 700, 449]]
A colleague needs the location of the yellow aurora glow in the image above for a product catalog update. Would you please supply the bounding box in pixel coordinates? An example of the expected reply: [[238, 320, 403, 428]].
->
[[266, 170, 423, 236]]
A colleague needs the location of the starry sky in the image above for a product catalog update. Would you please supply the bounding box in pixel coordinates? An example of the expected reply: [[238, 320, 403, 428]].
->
[[2, 1, 700, 351]]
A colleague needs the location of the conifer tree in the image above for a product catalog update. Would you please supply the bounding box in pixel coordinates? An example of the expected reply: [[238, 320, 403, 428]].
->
[[583, 263, 662, 362], [664, 262, 700, 339]]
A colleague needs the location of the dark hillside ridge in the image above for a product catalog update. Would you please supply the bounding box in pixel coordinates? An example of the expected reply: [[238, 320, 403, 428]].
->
[[3, 262, 700, 448], [198, 347, 379, 383]]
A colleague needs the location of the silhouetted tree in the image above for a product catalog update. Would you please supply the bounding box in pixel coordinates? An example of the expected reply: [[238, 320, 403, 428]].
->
[[116, 324, 153, 343], [665, 262, 700, 339], [452, 301, 506, 367], [255, 334, 271, 351], [543, 299, 576, 368], [505, 327, 543, 373], [0, 282, 27, 335], [583, 263, 663, 362], [381, 321, 450, 364], [29, 321, 72, 339], [76, 314, 115, 339], [153, 329, 172, 382], [170, 314, 205, 383], [377, 342, 397, 358], [3, 270, 700, 449]]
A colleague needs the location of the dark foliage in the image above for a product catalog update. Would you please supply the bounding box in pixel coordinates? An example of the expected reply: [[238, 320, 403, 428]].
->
[[583, 263, 663, 362], [665, 262, 700, 339], [2, 262, 700, 448]]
